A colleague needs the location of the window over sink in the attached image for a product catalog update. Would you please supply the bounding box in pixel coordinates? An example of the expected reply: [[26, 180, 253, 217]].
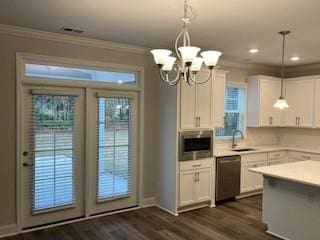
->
[[215, 84, 246, 139]]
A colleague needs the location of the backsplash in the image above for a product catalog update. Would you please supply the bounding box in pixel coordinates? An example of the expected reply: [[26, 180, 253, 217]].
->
[[278, 128, 320, 150], [214, 127, 279, 150]]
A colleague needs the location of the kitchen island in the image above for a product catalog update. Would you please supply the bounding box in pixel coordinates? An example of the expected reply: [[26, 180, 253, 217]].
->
[[251, 161, 320, 240]]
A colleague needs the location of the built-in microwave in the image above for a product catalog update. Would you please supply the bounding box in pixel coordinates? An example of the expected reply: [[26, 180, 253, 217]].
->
[[179, 130, 213, 161]]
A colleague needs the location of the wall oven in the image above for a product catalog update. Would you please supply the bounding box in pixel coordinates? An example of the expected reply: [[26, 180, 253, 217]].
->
[[179, 130, 213, 161]]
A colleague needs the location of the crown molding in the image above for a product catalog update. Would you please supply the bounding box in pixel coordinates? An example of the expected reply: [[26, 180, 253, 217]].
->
[[0, 24, 150, 55], [0, 24, 278, 72]]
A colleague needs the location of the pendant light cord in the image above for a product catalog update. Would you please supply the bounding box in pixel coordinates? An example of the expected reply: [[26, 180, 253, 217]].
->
[[281, 33, 285, 97]]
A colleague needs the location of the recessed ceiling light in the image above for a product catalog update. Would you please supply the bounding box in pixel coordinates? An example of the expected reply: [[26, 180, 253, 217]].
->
[[291, 56, 300, 61], [249, 48, 259, 54]]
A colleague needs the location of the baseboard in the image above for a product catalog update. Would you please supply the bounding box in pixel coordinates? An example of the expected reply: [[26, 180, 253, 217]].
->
[[266, 230, 290, 240], [142, 197, 156, 208], [0, 224, 17, 238], [155, 204, 178, 216], [236, 191, 262, 199]]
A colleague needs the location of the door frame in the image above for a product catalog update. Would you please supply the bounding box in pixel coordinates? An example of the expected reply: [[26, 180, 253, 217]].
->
[[16, 52, 145, 232]]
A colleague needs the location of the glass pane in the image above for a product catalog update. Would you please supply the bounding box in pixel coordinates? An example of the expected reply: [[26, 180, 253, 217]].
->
[[25, 63, 136, 85], [97, 97, 131, 200], [216, 87, 244, 137], [31, 95, 75, 211]]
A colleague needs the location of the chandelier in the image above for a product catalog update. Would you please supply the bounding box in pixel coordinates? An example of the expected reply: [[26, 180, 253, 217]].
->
[[150, 0, 222, 86], [274, 31, 290, 110]]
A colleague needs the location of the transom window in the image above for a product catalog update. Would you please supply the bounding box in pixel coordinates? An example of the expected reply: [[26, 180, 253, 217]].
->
[[25, 63, 136, 85], [216, 85, 246, 139]]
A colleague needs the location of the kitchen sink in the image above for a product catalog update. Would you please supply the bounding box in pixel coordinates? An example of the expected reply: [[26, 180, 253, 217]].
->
[[231, 148, 258, 152]]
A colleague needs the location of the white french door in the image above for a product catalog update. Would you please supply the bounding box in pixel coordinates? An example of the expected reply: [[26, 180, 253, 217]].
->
[[88, 90, 138, 215], [21, 86, 85, 228]]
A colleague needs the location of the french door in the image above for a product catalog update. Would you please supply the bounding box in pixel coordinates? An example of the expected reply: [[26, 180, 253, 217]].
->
[[20, 86, 138, 228], [88, 90, 138, 215], [21, 86, 85, 228]]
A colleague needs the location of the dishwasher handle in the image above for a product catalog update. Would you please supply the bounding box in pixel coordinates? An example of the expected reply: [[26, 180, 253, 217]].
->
[[218, 158, 241, 164]]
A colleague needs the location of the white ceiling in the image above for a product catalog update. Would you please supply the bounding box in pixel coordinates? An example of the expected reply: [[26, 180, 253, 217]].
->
[[1, 0, 320, 66]]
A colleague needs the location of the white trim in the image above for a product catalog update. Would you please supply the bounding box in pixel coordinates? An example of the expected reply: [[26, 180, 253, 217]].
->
[[0, 24, 149, 55], [266, 230, 291, 240], [155, 204, 179, 216], [0, 224, 17, 238], [16, 52, 145, 231], [0, 24, 278, 72], [178, 203, 210, 213], [142, 197, 156, 208]]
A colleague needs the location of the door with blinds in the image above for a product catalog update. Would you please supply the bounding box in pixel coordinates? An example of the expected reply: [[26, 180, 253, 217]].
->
[[21, 86, 85, 228], [88, 90, 138, 215]]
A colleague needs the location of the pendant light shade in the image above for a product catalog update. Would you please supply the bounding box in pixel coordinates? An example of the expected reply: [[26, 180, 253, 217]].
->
[[274, 96, 289, 110], [274, 31, 290, 110]]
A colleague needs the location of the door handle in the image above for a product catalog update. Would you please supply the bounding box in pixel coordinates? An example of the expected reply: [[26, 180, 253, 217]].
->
[[23, 162, 29, 167]]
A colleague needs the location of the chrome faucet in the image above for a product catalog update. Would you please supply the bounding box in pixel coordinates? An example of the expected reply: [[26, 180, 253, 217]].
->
[[232, 130, 244, 149]]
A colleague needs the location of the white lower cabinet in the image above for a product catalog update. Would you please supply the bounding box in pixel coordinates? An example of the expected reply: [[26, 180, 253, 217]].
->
[[179, 159, 212, 207], [241, 161, 266, 193], [287, 151, 320, 162], [240, 153, 268, 194]]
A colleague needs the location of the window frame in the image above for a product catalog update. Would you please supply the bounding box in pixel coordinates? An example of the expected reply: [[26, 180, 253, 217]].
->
[[18, 53, 142, 91], [215, 81, 247, 141]]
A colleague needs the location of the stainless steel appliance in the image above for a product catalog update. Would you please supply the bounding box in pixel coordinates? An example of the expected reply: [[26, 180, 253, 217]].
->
[[216, 155, 241, 201], [179, 130, 213, 161]]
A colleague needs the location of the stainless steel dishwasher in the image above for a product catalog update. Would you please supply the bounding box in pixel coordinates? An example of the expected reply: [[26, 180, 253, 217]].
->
[[216, 155, 241, 202]]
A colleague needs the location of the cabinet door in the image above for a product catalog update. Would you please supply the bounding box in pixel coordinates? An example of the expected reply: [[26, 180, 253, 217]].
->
[[315, 79, 320, 128], [259, 79, 281, 126], [196, 71, 212, 128], [240, 163, 256, 193], [195, 168, 212, 202], [180, 80, 196, 129], [254, 163, 267, 190], [212, 71, 226, 127], [298, 79, 314, 127], [179, 170, 196, 206], [285, 80, 301, 126]]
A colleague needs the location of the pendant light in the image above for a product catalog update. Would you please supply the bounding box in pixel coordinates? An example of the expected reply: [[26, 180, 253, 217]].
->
[[274, 31, 290, 110]]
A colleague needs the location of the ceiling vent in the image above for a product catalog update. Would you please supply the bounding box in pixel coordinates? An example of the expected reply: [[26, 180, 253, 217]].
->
[[62, 27, 85, 34]]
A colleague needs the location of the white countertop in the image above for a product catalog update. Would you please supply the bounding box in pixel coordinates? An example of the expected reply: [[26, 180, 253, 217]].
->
[[250, 160, 320, 188], [214, 145, 320, 157]]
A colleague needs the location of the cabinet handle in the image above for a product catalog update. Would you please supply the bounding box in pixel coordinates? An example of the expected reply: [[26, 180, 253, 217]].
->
[[194, 172, 199, 182], [199, 117, 201, 127], [302, 156, 311, 160], [253, 164, 258, 168], [298, 116, 300, 126], [192, 164, 201, 167], [269, 116, 273, 125], [195, 117, 200, 127], [273, 154, 281, 157], [296, 117, 298, 126]]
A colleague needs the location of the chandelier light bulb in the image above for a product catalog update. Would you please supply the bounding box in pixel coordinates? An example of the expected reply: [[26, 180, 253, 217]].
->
[[178, 46, 201, 63], [190, 57, 204, 72], [150, 49, 172, 65], [162, 56, 177, 71], [200, 51, 222, 67]]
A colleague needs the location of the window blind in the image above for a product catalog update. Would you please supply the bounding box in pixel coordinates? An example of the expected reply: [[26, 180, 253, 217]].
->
[[216, 87, 244, 137], [30, 94, 76, 212], [97, 97, 132, 201]]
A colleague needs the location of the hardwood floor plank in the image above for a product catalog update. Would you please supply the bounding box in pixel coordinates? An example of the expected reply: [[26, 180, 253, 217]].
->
[[2, 195, 279, 240]]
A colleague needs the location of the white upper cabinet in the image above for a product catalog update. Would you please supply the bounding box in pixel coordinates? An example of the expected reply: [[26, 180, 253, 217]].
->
[[212, 71, 227, 127], [247, 75, 282, 127], [284, 78, 314, 128], [314, 78, 320, 128], [180, 70, 227, 129]]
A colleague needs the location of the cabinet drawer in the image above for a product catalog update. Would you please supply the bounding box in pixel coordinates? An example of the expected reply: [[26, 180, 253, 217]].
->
[[180, 158, 212, 171], [288, 151, 320, 161], [268, 151, 286, 160], [241, 153, 268, 164]]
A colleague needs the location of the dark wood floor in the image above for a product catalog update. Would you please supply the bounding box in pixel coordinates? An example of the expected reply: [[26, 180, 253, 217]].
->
[[3, 195, 279, 240]]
